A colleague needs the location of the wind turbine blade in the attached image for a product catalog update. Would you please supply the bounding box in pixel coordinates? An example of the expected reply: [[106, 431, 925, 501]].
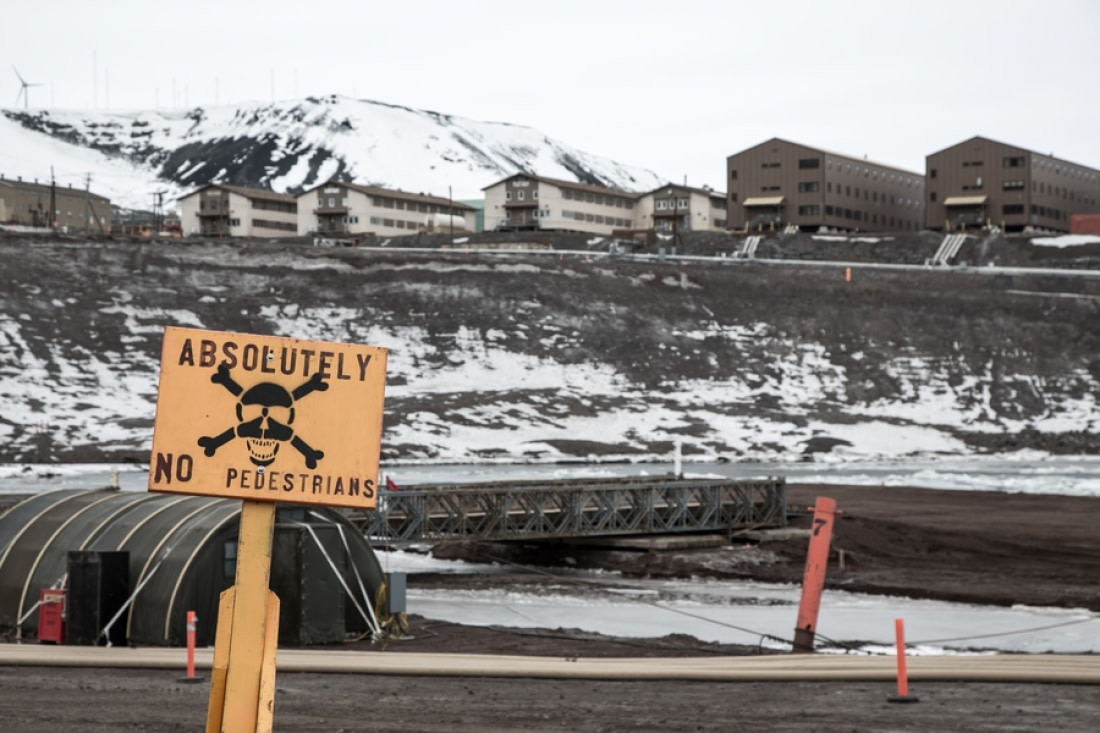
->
[[12, 65, 26, 85]]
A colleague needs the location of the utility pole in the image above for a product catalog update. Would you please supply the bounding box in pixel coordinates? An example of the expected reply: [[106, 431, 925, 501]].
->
[[49, 166, 56, 231], [84, 173, 92, 233], [152, 190, 166, 235]]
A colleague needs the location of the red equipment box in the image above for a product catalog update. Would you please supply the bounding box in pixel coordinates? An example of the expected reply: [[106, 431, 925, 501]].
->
[[37, 588, 66, 644]]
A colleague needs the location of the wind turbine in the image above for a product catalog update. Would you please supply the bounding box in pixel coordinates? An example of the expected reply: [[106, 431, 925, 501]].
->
[[12, 66, 43, 109]]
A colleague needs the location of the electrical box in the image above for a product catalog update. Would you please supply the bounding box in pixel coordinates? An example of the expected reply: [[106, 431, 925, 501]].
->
[[37, 589, 66, 644]]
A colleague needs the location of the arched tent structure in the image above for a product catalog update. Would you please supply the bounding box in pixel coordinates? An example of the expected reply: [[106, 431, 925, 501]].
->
[[0, 488, 390, 647]]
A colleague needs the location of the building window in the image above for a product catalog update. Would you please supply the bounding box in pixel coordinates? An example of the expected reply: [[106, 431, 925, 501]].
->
[[517, 191, 525, 200], [930, 168, 937, 179], [730, 193, 738, 203], [677, 198, 688, 209], [505, 191, 512, 200], [762, 162, 781, 168], [798, 158, 820, 169], [1003, 180, 1024, 190], [798, 205, 819, 215], [1004, 156, 1025, 168], [797, 181, 820, 193], [929, 192, 937, 202], [1002, 204, 1024, 215], [657, 200, 667, 210], [730, 169, 738, 180], [533, 190, 539, 199]]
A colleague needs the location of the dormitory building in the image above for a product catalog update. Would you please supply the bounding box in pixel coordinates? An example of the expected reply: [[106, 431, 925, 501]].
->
[[5, 135, 1098, 238]]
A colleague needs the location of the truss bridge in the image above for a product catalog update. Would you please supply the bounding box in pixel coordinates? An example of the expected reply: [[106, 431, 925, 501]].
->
[[353, 474, 787, 544]]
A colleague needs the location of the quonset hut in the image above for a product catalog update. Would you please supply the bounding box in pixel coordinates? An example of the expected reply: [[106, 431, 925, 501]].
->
[[0, 488, 391, 647]]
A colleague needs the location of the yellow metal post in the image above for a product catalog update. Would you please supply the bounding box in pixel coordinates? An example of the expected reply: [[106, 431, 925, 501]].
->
[[255, 590, 280, 731], [215, 500, 278, 733], [205, 587, 235, 733]]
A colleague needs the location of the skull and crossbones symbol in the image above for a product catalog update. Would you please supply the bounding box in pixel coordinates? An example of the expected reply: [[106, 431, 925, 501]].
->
[[198, 362, 328, 469]]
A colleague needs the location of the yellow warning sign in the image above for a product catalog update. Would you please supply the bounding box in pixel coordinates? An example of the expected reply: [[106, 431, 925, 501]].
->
[[148, 326, 387, 509]]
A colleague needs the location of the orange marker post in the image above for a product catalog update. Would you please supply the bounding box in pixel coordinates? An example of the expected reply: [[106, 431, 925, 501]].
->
[[180, 610, 204, 683], [792, 496, 838, 653], [888, 618, 920, 703]]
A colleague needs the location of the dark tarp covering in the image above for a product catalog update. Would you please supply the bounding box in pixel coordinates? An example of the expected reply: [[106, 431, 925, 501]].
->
[[0, 489, 386, 647]]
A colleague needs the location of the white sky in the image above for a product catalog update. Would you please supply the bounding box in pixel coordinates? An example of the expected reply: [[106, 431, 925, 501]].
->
[[5, 0, 1100, 188]]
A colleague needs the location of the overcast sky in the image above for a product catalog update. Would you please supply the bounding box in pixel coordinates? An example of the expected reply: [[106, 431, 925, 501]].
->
[[4, 0, 1099, 191]]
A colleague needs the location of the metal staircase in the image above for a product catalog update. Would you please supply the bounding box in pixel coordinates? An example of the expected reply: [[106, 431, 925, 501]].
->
[[930, 233, 968, 266], [736, 235, 762, 259]]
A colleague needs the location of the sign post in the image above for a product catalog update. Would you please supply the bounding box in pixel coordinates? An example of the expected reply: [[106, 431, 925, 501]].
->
[[148, 326, 387, 732]]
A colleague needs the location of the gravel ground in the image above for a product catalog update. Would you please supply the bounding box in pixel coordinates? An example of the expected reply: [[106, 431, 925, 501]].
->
[[2, 483, 1098, 731]]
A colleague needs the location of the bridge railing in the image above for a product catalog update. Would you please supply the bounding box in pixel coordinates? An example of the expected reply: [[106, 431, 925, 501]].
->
[[353, 475, 787, 544]]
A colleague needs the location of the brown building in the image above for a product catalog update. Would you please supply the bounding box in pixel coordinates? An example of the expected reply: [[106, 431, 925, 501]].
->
[[0, 174, 111, 231], [926, 136, 1100, 233], [726, 138, 925, 233]]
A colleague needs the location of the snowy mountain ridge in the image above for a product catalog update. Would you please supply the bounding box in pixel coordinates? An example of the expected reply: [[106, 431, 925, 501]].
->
[[0, 95, 666, 210]]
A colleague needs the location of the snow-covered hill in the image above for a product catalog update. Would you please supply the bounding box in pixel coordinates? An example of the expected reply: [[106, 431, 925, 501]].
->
[[0, 95, 666, 210], [0, 237, 1097, 468]]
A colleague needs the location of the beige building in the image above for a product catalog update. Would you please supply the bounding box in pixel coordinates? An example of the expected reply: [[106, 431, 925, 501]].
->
[[726, 138, 924, 233], [634, 183, 728, 234], [482, 174, 639, 235], [178, 184, 298, 238], [0, 174, 111, 231], [298, 181, 476, 237], [926, 136, 1100, 232]]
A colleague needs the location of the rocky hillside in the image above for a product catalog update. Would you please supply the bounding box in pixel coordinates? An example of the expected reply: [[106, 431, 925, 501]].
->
[[0, 231, 1097, 464]]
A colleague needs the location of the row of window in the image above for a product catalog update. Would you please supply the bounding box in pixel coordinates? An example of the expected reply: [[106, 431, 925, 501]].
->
[[736, 184, 922, 208], [560, 189, 635, 208], [253, 219, 296, 231], [368, 216, 424, 229], [997, 203, 1078, 219], [369, 197, 456, 214], [1032, 157, 1098, 180], [314, 196, 457, 215], [826, 161, 921, 187], [1031, 205, 1067, 220], [655, 199, 689, 210], [931, 157, 1099, 182], [253, 200, 296, 213], [731, 165, 921, 188], [820, 206, 919, 229], [552, 210, 632, 226]]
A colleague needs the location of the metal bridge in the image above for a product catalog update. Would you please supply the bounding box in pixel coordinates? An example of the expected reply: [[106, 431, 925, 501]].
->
[[352, 474, 787, 544]]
